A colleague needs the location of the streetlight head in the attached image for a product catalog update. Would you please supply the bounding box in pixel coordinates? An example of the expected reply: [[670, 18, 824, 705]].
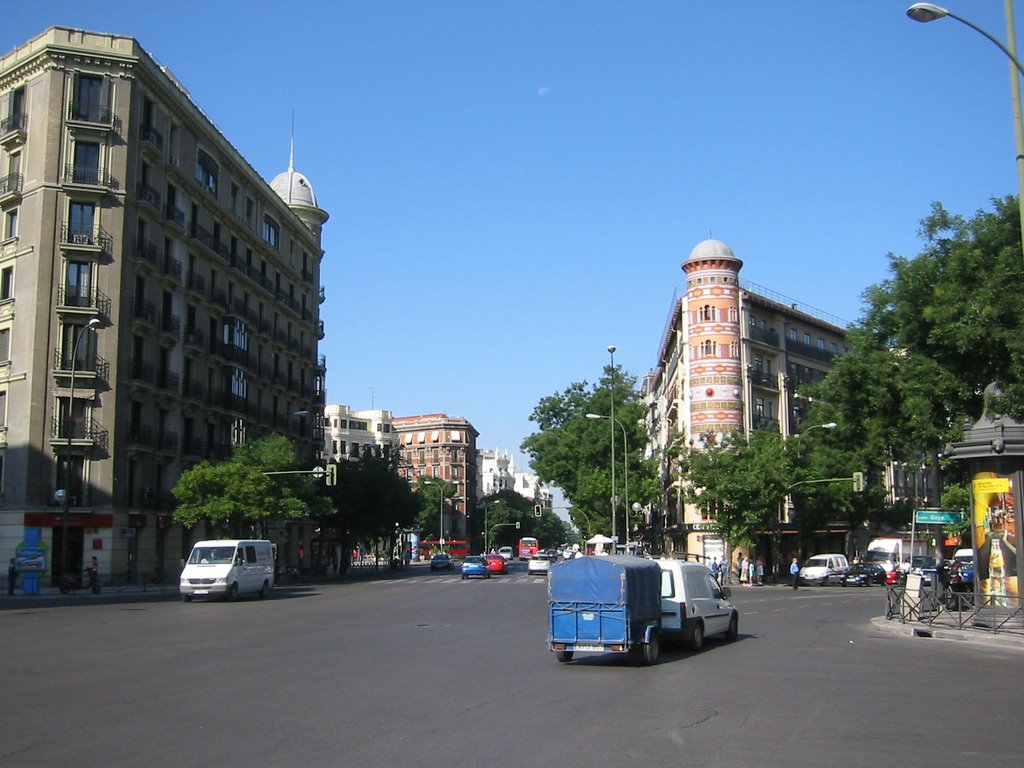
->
[[822, 422, 838, 429], [87, 318, 101, 328], [585, 413, 604, 420], [607, 345, 616, 354], [907, 3, 948, 23]]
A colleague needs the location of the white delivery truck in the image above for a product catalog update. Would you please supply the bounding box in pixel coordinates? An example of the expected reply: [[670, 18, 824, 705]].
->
[[863, 537, 928, 575], [179, 539, 275, 602]]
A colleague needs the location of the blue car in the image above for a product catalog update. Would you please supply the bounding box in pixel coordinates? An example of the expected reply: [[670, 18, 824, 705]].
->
[[461, 555, 491, 580]]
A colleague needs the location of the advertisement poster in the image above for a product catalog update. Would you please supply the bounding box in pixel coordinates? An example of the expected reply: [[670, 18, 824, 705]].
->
[[971, 471, 1019, 606], [15, 543, 48, 573]]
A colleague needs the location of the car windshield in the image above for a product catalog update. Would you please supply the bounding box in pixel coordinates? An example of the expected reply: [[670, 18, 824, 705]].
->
[[188, 546, 236, 565], [465, 557, 484, 564], [803, 557, 829, 568]]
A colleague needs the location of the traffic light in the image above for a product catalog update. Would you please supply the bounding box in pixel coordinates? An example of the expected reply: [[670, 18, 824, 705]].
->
[[852, 471, 865, 492], [515, 522, 521, 529], [534, 504, 543, 518], [325, 463, 337, 486]]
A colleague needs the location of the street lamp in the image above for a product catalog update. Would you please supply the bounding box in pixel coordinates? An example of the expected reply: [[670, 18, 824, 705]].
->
[[423, 480, 453, 549], [586, 412, 628, 552], [606, 345, 617, 545], [777, 422, 838, 580], [907, 2, 1024, 261], [58, 317, 100, 584]]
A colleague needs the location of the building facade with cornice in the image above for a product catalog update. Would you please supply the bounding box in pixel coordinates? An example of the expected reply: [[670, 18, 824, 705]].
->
[[0, 27, 327, 589], [644, 239, 848, 567]]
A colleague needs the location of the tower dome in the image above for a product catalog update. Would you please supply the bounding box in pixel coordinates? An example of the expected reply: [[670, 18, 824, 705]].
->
[[686, 238, 736, 262], [270, 143, 319, 208]]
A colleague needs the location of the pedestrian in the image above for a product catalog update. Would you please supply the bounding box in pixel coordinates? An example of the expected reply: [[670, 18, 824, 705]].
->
[[748, 559, 756, 585], [710, 558, 720, 583], [737, 554, 746, 584], [790, 557, 800, 590], [7, 558, 16, 596], [741, 555, 750, 584], [756, 558, 765, 586]]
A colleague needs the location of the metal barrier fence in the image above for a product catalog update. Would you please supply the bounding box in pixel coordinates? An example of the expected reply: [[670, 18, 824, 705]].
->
[[885, 585, 1024, 636]]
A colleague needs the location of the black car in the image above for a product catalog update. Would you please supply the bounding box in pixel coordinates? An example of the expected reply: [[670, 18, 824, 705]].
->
[[841, 562, 887, 586]]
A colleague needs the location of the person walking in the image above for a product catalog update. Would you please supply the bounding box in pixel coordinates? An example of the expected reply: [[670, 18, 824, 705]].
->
[[790, 557, 801, 590], [7, 558, 16, 596], [710, 558, 721, 584], [756, 558, 765, 586]]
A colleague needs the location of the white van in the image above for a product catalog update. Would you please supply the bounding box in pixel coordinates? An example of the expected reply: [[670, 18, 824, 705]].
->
[[497, 546, 514, 561], [656, 559, 739, 649], [799, 553, 849, 586], [180, 539, 275, 602]]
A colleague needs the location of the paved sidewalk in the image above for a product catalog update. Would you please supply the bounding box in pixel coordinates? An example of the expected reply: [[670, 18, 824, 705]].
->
[[871, 614, 1024, 650]]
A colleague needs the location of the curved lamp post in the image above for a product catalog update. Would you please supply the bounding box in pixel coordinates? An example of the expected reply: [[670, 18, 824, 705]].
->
[[907, 2, 1024, 261], [587, 412, 628, 552], [58, 317, 100, 584], [423, 480, 455, 550], [606, 345, 617, 544]]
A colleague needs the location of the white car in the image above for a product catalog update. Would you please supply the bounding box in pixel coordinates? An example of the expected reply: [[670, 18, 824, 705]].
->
[[497, 546, 514, 561], [527, 554, 551, 575]]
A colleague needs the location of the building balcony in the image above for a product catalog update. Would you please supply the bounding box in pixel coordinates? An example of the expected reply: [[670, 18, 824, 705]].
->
[[137, 183, 161, 211], [62, 164, 118, 193], [159, 313, 181, 344], [0, 172, 22, 204], [183, 328, 205, 355], [747, 325, 780, 348], [67, 102, 116, 129], [60, 224, 112, 256], [51, 416, 108, 452], [182, 378, 206, 404], [0, 111, 27, 147], [752, 417, 780, 433], [749, 370, 779, 391], [140, 125, 163, 155], [53, 349, 109, 387], [165, 204, 186, 231], [785, 338, 835, 364], [132, 299, 157, 330], [56, 285, 111, 316]]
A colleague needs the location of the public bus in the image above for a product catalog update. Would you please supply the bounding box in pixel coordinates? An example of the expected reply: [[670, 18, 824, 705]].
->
[[420, 539, 470, 559], [518, 537, 540, 561]]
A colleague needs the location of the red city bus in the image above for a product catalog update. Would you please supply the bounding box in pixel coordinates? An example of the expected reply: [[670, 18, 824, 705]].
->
[[421, 539, 470, 558], [518, 537, 540, 561]]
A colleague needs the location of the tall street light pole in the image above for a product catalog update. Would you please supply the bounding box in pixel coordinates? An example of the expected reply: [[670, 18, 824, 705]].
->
[[424, 480, 449, 550], [907, 2, 1024, 262], [607, 345, 616, 547], [586, 413, 628, 553], [58, 318, 100, 584]]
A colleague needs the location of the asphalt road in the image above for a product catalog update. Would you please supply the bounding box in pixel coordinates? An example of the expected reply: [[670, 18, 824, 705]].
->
[[3, 564, 1022, 767]]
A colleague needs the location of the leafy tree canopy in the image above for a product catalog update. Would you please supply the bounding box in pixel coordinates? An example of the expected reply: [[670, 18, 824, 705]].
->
[[173, 434, 325, 535], [521, 365, 658, 542]]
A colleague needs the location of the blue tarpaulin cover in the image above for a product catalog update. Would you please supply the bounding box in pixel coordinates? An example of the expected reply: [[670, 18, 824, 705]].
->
[[548, 555, 661, 623]]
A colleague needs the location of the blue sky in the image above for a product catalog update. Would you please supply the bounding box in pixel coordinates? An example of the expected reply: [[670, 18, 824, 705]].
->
[[4, 1, 1021, 469]]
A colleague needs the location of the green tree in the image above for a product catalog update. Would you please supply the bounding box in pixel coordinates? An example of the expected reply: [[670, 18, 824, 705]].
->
[[476, 490, 571, 552], [324, 446, 419, 569], [521, 365, 658, 543], [172, 435, 323, 536]]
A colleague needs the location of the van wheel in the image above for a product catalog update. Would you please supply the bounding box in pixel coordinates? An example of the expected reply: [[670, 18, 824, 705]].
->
[[726, 613, 739, 641], [643, 633, 660, 665], [182, 594, 193, 603], [259, 580, 269, 599], [227, 583, 238, 602], [555, 650, 574, 663], [690, 621, 704, 651]]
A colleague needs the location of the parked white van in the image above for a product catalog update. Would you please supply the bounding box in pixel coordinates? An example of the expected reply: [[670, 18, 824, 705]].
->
[[180, 540, 275, 602], [656, 559, 739, 649], [799, 553, 850, 586]]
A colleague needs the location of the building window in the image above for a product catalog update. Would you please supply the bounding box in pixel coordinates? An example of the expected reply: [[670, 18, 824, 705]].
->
[[0, 389, 6, 428], [65, 261, 92, 305], [804, 332, 812, 346], [0, 266, 11, 300], [3, 86, 26, 129], [71, 74, 107, 123], [262, 215, 279, 249], [68, 202, 95, 241], [0, 327, 10, 362], [789, 328, 797, 341], [195, 149, 218, 195], [72, 141, 101, 184], [3, 209, 16, 240], [831, 342, 838, 353], [818, 337, 826, 350]]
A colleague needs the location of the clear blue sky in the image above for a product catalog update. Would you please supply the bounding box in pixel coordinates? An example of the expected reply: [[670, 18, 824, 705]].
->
[[4, 1, 1020, 469]]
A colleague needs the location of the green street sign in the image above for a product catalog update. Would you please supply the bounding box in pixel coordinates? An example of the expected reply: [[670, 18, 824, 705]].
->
[[914, 509, 963, 525]]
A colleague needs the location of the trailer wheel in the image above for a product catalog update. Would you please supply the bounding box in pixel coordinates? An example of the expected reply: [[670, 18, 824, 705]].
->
[[555, 650, 574, 663], [643, 633, 660, 665], [226, 583, 238, 602]]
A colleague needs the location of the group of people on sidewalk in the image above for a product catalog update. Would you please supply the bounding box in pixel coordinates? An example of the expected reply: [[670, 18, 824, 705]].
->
[[709, 553, 766, 585]]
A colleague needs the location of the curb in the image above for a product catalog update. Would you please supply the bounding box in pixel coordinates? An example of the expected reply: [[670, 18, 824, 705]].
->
[[870, 616, 1024, 650]]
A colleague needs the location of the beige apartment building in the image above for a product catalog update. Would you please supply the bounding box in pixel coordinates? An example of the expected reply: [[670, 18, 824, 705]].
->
[[643, 238, 848, 565], [0, 27, 327, 588]]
